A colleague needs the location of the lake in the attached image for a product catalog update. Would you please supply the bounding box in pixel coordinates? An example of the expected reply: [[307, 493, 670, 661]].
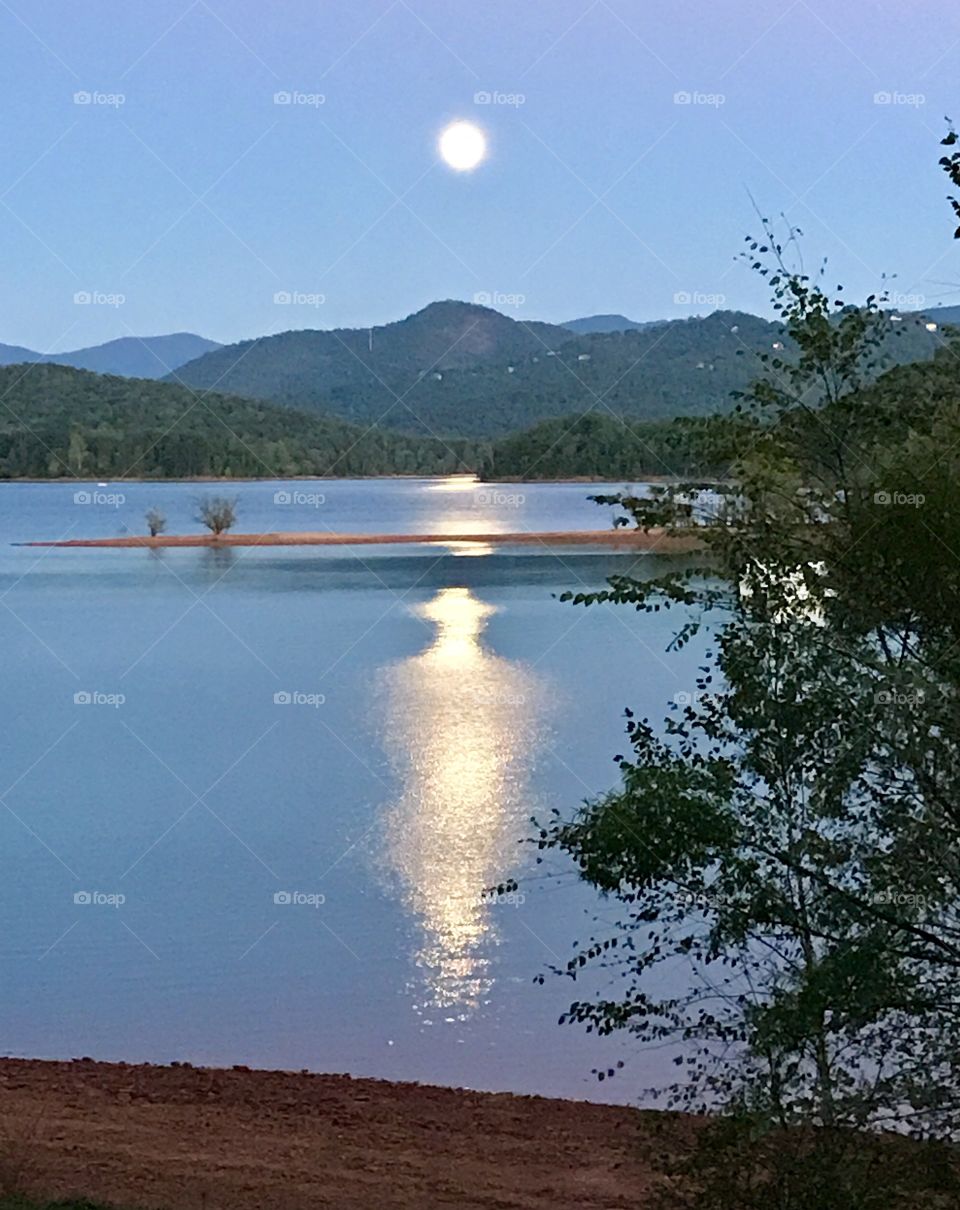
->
[[0, 478, 705, 1105]]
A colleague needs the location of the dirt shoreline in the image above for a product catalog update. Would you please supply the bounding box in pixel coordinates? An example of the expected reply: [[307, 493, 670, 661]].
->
[[20, 528, 701, 552], [0, 1058, 682, 1208]]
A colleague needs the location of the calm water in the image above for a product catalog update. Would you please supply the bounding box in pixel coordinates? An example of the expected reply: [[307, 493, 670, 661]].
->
[[0, 478, 703, 1104]]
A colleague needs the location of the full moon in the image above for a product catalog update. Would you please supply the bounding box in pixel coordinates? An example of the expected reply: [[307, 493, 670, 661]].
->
[[438, 121, 487, 172]]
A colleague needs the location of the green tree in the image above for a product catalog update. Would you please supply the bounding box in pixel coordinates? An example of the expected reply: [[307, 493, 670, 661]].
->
[[531, 131, 960, 1204], [67, 428, 88, 475]]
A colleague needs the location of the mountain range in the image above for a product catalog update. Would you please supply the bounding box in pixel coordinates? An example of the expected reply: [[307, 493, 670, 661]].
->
[[0, 333, 221, 379], [167, 300, 953, 438], [166, 300, 780, 438], [2, 299, 957, 444], [0, 295, 958, 480]]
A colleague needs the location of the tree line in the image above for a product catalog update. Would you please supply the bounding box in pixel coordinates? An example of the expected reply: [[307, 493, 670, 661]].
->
[[0, 364, 486, 479], [0, 360, 743, 482]]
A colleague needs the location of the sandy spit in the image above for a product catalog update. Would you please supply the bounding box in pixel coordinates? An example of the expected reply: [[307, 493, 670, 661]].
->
[[20, 528, 701, 552]]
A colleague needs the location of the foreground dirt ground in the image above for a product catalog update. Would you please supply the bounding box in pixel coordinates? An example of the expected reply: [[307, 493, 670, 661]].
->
[[0, 1059, 677, 1209]]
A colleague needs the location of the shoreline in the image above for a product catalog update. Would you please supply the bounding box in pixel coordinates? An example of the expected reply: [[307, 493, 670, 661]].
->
[[20, 527, 702, 551], [0, 473, 705, 484], [0, 1056, 681, 1208]]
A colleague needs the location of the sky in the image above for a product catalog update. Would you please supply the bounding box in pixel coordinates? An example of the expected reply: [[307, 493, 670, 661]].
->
[[2, 0, 959, 351]]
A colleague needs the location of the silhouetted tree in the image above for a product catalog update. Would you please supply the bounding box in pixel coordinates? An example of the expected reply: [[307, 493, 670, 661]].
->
[[196, 495, 238, 536], [145, 508, 166, 537]]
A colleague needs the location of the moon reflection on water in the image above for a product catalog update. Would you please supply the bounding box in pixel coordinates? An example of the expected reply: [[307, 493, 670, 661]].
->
[[378, 586, 549, 1017]]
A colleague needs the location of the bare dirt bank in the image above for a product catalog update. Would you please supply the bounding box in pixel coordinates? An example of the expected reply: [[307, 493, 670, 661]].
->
[[0, 1058, 680, 1209], [20, 528, 701, 552]]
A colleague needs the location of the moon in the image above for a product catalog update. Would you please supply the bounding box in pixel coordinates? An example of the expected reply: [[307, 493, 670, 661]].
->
[[438, 121, 488, 172]]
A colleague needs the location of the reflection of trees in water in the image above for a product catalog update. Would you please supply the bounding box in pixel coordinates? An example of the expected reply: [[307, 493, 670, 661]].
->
[[198, 546, 238, 576], [379, 587, 546, 1016]]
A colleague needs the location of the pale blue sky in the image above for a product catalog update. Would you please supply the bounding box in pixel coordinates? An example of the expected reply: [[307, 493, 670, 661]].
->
[[1, 0, 958, 350]]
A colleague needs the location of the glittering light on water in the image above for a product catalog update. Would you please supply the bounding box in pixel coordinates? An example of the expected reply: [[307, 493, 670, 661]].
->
[[377, 587, 547, 1013]]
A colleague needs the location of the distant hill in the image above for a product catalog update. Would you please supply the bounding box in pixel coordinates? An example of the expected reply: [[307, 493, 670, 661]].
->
[[0, 363, 479, 479], [0, 342, 40, 364], [168, 300, 569, 425], [170, 302, 781, 437], [0, 333, 222, 379], [171, 303, 950, 439], [564, 305, 960, 334], [563, 314, 656, 334]]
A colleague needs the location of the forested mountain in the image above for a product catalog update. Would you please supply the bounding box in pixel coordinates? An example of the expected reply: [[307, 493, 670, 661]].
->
[[170, 305, 787, 436], [489, 336, 960, 480], [0, 333, 221, 378], [487, 412, 724, 479], [168, 301, 569, 426], [0, 364, 480, 479], [4, 337, 957, 484], [170, 301, 951, 438]]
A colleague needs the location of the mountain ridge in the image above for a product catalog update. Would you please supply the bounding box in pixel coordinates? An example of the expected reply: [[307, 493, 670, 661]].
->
[[6, 300, 956, 442], [169, 300, 953, 438], [0, 332, 222, 379], [563, 313, 658, 333]]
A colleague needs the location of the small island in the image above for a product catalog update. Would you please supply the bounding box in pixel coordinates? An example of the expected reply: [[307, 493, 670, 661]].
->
[[20, 526, 701, 551]]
